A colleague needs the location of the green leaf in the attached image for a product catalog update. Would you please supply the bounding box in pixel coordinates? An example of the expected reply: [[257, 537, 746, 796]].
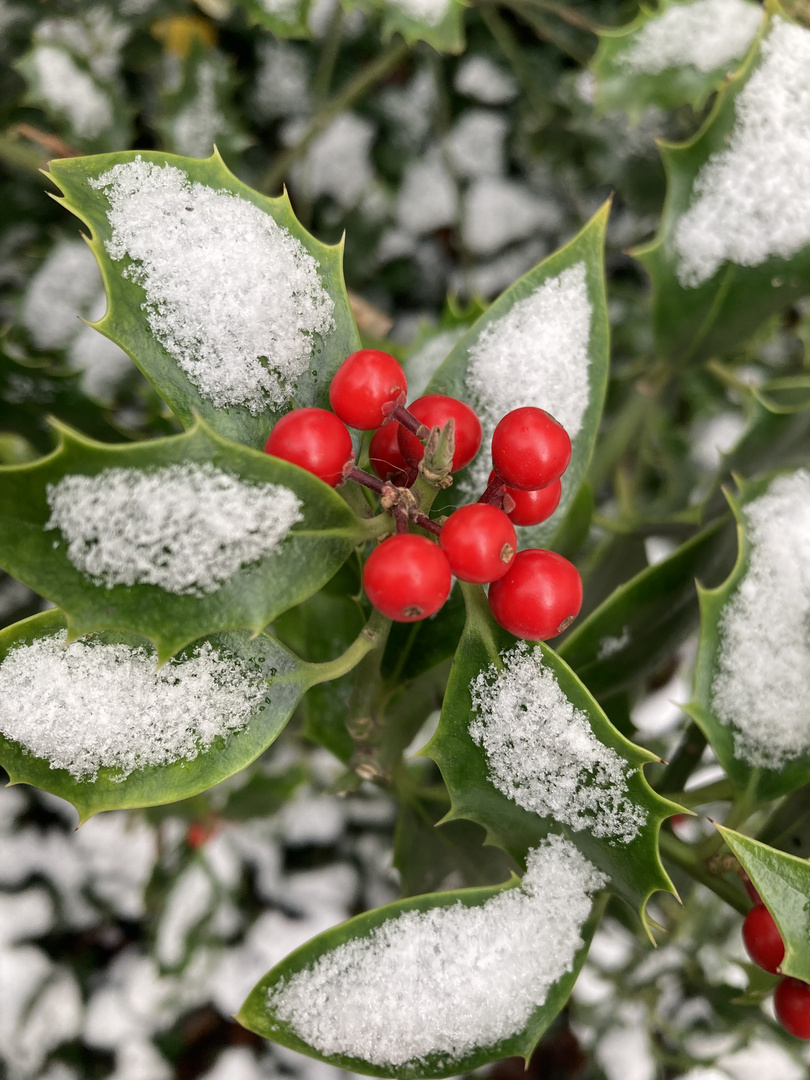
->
[[347, 0, 465, 53], [0, 418, 365, 661], [47, 150, 360, 450], [592, 0, 764, 119], [382, 580, 465, 684], [237, 867, 606, 1077], [425, 202, 610, 551], [717, 824, 810, 983], [0, 609, 311, 822], [425, 584, 679, 928], [633, 10, 810, 365], [753, 375, 810, 415], [689, 471, 810, 802], [559, 515, 737, 699], [233, 0, 313, 38]]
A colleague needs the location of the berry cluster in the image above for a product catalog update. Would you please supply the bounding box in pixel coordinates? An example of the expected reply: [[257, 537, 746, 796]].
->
[[742, 892, 810, 1038], [263, 349, 582, 639]]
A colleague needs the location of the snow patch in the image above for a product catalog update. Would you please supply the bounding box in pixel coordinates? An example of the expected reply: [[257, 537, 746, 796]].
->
[[623, 0, 761, 75]]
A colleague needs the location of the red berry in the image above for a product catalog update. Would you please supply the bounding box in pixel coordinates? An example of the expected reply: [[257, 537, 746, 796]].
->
[[488, 471, 562, 527], [364, 535, 451, 622], [187, 820, 218, 849], [329, 350, 407, 430], [491, 407, 572, 491], [397, 395, 483, 473], [488, 548, 582, 640], [369, 424, 410, 484], [265, 407, 353, 487], [742, 904, 784, 974], [775, 978, 810, 1039], [439, 504, 516, 584]]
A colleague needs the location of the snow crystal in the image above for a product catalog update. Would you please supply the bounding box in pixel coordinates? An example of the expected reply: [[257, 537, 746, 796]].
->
[[253, 41, 311, 118], [397, 149, 457, 235], [267, 836, 606, 1066], [444, 110, 508, 180], [469, 642, 646, 842], [464, 262, 591, 493], [173, 60, 226, 158], [22, 239, 103, 350], [387, 0, 450, 26], [31, 44, 113, 138], [454, 55, 518, 105], [0, 632, 268, 780], [623, 0, 761, 75], [711, 470, 810, 767], [89, 158, 335, 412], [296, 113, 375, 208], [674, 19, 810, 287], [462, 177, 563, 258], [46, 462, 303, 596], [597, 628, 631, 660]]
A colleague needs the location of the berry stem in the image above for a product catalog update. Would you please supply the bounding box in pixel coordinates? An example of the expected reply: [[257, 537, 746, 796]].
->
[[346, 464, 386, 495], [479, 473, 506, 507], [394, 505, 410, 534], [305, 607, 391, 685], [411, 511, 442, 537], [386, 403, 431, 441]]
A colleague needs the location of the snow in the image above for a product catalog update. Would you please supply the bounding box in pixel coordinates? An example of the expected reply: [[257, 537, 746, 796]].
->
[[462, 177, 563, 257], [444, 110, 508, 179], [22, 239, 104, 350], [405, 328, 466, 400], [674, 19, 810, 287], [597, 628, 630, 660], [31, 44, 113, 138], [623, 0, 761, 75], [253, 41, 311, 118], [156, 863, 215, 967], [46, 462, 303, 595], [396, 149, 457, 235], [691, 411, 747, 472], [454, 55, 518, 105], [386, 0, 451, 26], [296, 113, 375, 208], [89, 158, 335, 413], [711, 469, 810, 767], [0, 632, 268, 780], [469, 642, 646, 842], [173, 60, 226, 158], [463, 262, 592, 493], [266, 836, 605, 1066]]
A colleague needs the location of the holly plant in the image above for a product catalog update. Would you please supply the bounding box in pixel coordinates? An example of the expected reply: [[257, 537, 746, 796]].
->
[[3, 2, 810, 1073]]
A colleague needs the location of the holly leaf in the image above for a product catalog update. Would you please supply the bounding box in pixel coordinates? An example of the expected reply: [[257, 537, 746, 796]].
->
[[558, 514, 737, 699], [717, 824, 810, 984], [633, 9, 810, 365], [237, 868, 606, 1077], [425, 585, 679, 928], [46, 150, 360, 450], [233, 0, 313, 38], [425, 202, 610, 551], [0, 609, 313, 823], [0, 418, 366, 662], [347, 0, 465, 53], [689, 471, 810, 802], [592, 0, 764, 119]]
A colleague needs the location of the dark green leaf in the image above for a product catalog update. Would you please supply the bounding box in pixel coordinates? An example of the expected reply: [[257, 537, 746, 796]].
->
[[347, 0, 465, 53], [233, 0, 313, 38], [0, 609, 312, 822], [0, 418, 365, 661], [47, 150, 360, 449], [717, 824, 810, 983], [559, 515, 737, 699], [425, 584, 679, 927], [425, 203, 610, 550]]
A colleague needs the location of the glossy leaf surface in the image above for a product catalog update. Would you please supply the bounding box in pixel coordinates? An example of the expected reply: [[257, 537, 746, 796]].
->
[[47, 150, 360, 449], [718, 825, 810, 984], [425, 585, 679, 926], [0, 419, 365, 661], [0, 609, 311, 822], [425, 203, 610, 550]]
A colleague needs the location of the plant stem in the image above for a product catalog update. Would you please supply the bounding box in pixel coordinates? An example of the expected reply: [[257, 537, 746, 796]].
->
[[306, 608, 390, 685], [311, 5, 345, 106], [344, 612, 394, 782], [478, 6, 546, 115], [479, 473, 505, 507], [346, 464, 385, 495], [655, 721, 708, 793], [261, 39, 409, 194], [411, 511, 441, 536], [387, 403, 429, 440], [658, 829, 748, 916], [663, 778, 734, 808], [516, 0, 600, 33]]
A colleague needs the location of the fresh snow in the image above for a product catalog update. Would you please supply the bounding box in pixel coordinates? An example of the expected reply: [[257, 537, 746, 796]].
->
[[89, 158, 335, 413], [266, 836, 605, 1066], [173, 60, 226, 159], [444, 110, 508, 180], [23, 239, 104, 350], [711, 470, 810, 768], [462, 177, 562, 257], [464, 262, 591, 493], [0, 633, 268, 780], [674, 19, 810, 287], [386, 0, 451, 27], [296, 113, 375, 208], [454, 54, 518, 104], [31, 44, 113, 138], [623, 0, 761, 75], [46, 462, 303, 596], [469, 642, 646, 842]]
